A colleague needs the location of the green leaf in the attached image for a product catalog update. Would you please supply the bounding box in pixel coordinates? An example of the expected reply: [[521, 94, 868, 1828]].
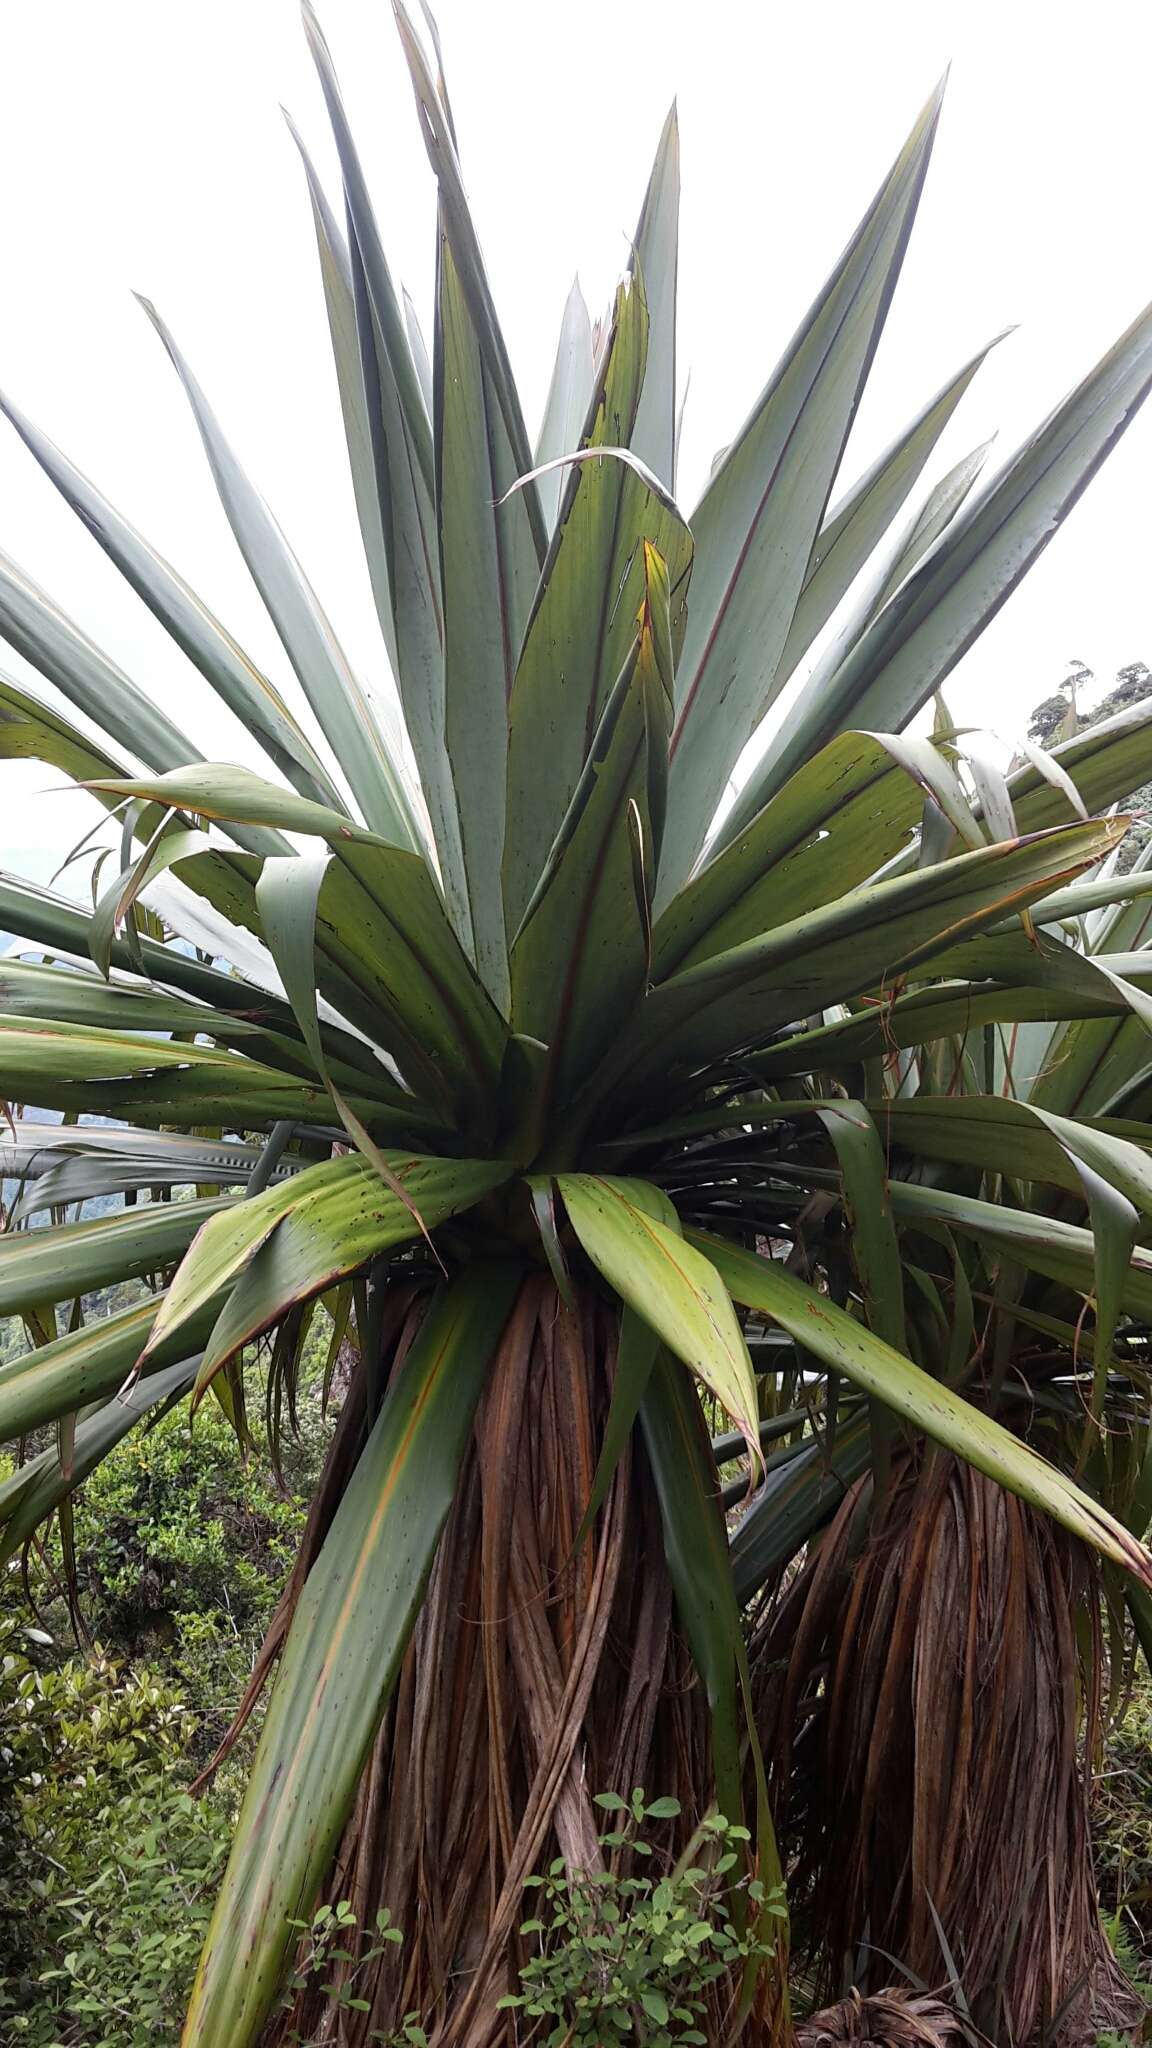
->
[[534, 279, 595, 531], [727, 436, 995, 841], [661, 84, 945, 898], [0, 1013, 381, 1129], [142, 1150, 514, 1369], [436, 231, 541, 1006], [751, 299, 1152, 801], [82, 763, 508, 1122], [503, 276, 693, 935], [639, 1352, 788, 1978], [0, 1113, 288, 1219], [0, 543, 205, 784], [770, 336, 1005, 700], [817, 1102, 905, 1353], [657, 730, 976, 975], [181, 1260, 522, 2048], [0, 1190, 231, 1318], [602, 817, 1126, 1105], [136, 296, 423, 852], [0, 1357, 200, 1561], [1013, 697, 1152, 834], [875, 1094, 1152, 1217], [508, 544, 674, 1137], [576, 1305, 661, 1543], [0, 868, 318, 1028], [638, 1352, 746, 1838], [729, 1410, 872, 1606], [630, 103, 680, 487], [557, 1174, 760, 1464], [392, 1, 545, 560], [285, 107, 469, 943], [0, 388, 346, 812], [696, 1230, 1152, 1587], [0, 1291, 217, 1441]]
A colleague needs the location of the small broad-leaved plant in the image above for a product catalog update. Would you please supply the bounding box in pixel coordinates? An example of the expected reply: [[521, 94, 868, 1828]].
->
[[279, 1902, 427, 2048], [497, 1791, 787, 2046]]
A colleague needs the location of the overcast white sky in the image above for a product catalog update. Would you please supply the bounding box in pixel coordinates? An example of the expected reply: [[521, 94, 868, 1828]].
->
[[1, 0, 1149, 891]]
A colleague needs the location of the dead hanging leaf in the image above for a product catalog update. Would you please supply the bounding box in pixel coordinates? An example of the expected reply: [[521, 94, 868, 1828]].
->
[[796, 1988, 969, 2047]]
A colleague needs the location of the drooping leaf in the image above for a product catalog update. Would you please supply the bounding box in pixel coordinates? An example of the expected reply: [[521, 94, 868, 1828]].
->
[[181, 1260, 522, 2048], [697, 1230, 1152, 1587], [557, 1173, 760, 1464], [142, 1150, 514, 1368]]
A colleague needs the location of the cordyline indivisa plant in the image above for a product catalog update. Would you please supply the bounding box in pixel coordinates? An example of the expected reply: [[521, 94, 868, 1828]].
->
[[1, 5, 1152, 2044]]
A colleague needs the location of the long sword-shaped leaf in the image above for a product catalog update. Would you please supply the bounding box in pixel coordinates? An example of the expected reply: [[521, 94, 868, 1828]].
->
[[748, 977, 1145, 1081], [729, 1411, 873, 1607], [84, 763, 508, 1122], [874, 1095, 1152, 1215], [660, 85, 945, 900], [1012, 697, 1152, 834], [768, 337, 1005, 703], [629, 103, 680, 487], [0, 1293, 220, 1440], [1, 1115, 292, 1221], [697, 1231, 1152, 1586], [503, 279, 694, 934], [295, 27, 471, 936], [0, 546, 202, 780], [557, 1173, 760, 1463], [726, 437, 994, 843], [285, 114, 403, 684], [142, 1150, 512, 1368], [137, 297, 423, 852], [656, 730, 976, 977], [301, 3, 433, 494], [0, 1014, 390, 1129], [601, 818, 1125, 1104], [751, 300, 1152, 802], [534, 279, 595, 531], [392, 1, 546, 562], [509, 546, 674, 1136], [817, 1102, 906, 1353], [0, 390, 346, 811], [436, 231, 541, 1005], [0, 1356, 200, 1561], [0, 1193, 231, 1318], [639, 1349, 747, 1832], [0, 677, 286, 945], [181, 1259, 522, 2048]]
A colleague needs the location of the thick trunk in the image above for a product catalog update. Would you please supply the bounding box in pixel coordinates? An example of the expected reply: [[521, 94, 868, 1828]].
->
[[753, 1455, 1139, 2048], [257, 1275, 730, 2046]]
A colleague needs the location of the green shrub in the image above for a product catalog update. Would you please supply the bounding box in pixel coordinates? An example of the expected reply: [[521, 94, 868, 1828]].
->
[[1095, 1669, 1152, 1979], [498, 1792, 786, 2047], [0, 1610, 233, 2045]]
